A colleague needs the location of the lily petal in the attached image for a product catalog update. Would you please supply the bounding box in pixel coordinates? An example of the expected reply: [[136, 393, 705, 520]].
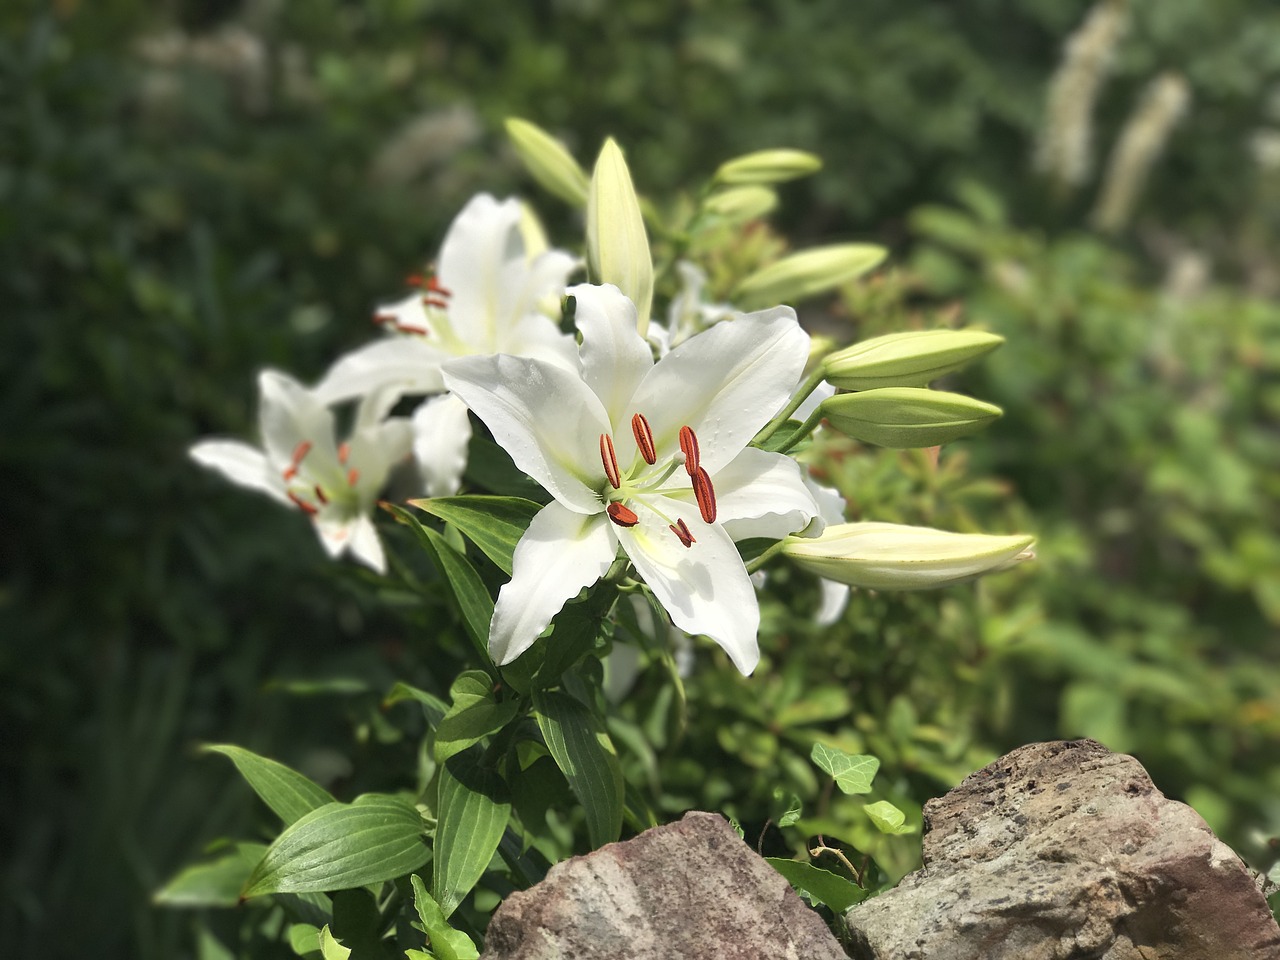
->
[[443, 355, 610, 514], [313, 336, 450, 406], [490, 501, 616, 664], [615, 495, 761, 675], [189, 440, 289, 505], [570, 283, 653, 434], [502, 312, 579, 372], [815, 579, 851, 626], [258, 370, 340, 469], [345, 515, 387, 574], [629, 306, 809, 473], [436, 194, 522, 347], [496, 248, 579, 344], [412, 393, 473, 497], [699, 447, 819, 542]]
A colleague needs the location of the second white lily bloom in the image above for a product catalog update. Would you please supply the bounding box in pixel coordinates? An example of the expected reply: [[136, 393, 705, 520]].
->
[[444, 283, 821, 675]]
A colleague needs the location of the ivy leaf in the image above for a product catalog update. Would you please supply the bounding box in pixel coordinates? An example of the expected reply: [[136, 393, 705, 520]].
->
[[202, 744, 335, 827], [777, 792, 803, 829], [533, 689, 624, 848], [241, 795, 429, 898], [864, 800, 916, 835], [765, 859, 868, 911], [408, 496, 542, 576], [433, 754, 512, 918], [810, 744, 879, 795]]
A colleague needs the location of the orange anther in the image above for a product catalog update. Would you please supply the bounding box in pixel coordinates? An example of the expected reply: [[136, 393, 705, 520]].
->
[[600, 433, 621, 489], [678, 425, 700, 476], [606, 502, 639, 527], [669, 518, 696, 548], [287, 491, 317, 516], [632, 412, 657, 465], [692, 466, 717, 524]]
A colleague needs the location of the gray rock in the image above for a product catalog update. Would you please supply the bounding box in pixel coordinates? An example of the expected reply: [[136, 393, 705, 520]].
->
[[481, 811, 847, 960], [846, 739, 1280, 960]]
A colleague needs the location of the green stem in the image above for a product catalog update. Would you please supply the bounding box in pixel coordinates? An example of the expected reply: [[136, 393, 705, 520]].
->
[[745, 538, 790, 575], [753, 366, 827, 446], [772, 406, 826, 456]]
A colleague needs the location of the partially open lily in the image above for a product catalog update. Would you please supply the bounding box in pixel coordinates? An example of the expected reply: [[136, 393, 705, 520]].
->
[[443, 283, 820, 674], [190, 371, 411, 573], [314, 193, 579, 496]]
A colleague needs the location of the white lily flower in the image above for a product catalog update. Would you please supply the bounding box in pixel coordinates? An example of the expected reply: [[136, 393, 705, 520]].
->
[[647, 261, 739, 356], [190, 370, 412, 573], [443, 283, 821, 675], [314, 193, 579, 496]]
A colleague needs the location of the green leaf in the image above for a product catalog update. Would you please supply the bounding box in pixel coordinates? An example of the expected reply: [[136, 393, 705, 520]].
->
[[810, 744, 880, 795], [317, 926, 351, 960], [203, 744, 335, 827], [241, 795, 429, 898], [433, 754, 512, 918], [409, 496, 542, 577], [286, 923, 321, 957], [864, 800, 916, 835], [154, 842, 268, 907], [462, 435, 549, 501], [435, 671, 519, 764], [765, 859, 868, 911], [410, 875, 480, 960], [383, 682, 449, 728], [389, 504, 494, 663], [777, 792, 803, 829], [533, 689, 624, 848]]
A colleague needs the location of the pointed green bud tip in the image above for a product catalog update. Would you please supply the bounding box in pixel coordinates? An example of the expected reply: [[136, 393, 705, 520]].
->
[[824, 329, 1005, 390], [587, 137, 654, 336], [714, 149, 823, 185], [733, 244, 887, 309], [702, 185, 778, 223], [504, 117, 590, 208], [783, 522, 1035, 590], [819, 387, 1001, 448]]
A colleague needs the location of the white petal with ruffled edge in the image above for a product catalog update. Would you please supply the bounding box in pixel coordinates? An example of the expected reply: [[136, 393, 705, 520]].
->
[[628, 307, 809, 473], [444, 355, 610, 514], [412, 393, 473, 498], [490, 501, 617, 664], [615, 495, 761, 675]]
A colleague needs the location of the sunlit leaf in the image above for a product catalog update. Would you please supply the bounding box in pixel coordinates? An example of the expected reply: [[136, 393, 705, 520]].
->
[[810, 744, 879, 795]]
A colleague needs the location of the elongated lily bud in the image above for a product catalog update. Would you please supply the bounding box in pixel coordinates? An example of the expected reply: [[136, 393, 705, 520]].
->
[[783, 522, 1035, 590], [733, 244, 886, 309], [824, 329, 1005, 391], [820, 387, 1001, 448], [702, 185, 778, 223], [505, 117, 590, 207], [586, 138, 654, 336], [714, 149, 823, 185]]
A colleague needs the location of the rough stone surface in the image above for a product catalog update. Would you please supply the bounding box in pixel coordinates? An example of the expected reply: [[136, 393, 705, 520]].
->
[[481, 811, 847, 960], [846, 739, 1280, 960]]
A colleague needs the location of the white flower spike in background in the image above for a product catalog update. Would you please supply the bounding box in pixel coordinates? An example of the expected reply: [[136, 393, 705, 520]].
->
[[444, 283, 820, 674], [315, 193, 579, 496], [190, 370, 412, 573]]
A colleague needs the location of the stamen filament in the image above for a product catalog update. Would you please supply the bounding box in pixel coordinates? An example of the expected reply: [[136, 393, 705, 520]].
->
[[607, 502, 639, 527], [692, 466, 717, 523], [600, 434, 621, 489], [632, 413, 657, 465], [678, 425, 700, 476]]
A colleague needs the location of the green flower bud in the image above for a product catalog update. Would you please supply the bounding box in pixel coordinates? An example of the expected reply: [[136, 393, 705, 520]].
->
[[586, 138, 654, 335], [824, 329, 1005, 390], [714, 149, 823, 185], [733, 244, 886, 309], [820, 387, 1001, 448], [783, 522, 1034, 590], [505, 118, 590, 208], [702, 185, 778, 223]]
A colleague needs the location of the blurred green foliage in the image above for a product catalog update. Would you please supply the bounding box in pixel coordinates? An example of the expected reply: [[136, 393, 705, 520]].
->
[[3, 0, 1278, 956]]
